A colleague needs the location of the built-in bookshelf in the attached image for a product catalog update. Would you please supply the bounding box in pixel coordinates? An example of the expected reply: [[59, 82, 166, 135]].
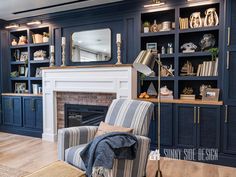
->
[[139, 2, 222, 101], [9, 26, 51, 94]]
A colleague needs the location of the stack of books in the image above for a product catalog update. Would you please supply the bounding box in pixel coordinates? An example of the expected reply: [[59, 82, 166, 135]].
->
[[196, 58, 218, 76], [180, 94, 195, 100]]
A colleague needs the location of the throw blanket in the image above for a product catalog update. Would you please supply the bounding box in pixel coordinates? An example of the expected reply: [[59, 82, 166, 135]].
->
[[80, 132, 138, 177]]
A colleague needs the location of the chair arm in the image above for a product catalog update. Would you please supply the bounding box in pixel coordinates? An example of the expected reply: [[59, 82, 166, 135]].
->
[[58, 126, 98, 160]]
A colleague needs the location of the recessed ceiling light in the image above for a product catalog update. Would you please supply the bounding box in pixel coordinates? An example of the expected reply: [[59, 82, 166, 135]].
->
[[27, 20, 42, 25], [144, 0, 165, 8], [78, 41, 83, 43], [5, 24, 20, 29]]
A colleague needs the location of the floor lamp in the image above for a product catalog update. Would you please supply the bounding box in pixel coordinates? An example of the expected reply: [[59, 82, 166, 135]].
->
[[133, 50, 174, 177]]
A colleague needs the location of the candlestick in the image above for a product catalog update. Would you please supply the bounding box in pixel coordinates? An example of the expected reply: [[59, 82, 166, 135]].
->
[[116, 35, 122, 65], [116, 33, 121, 43], [50, 45, 55, 67], [61, 37, 66, 67], [62, 37, 66, 45]]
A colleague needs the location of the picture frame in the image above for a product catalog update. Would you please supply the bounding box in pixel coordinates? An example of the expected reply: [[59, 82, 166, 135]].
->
[[20, 52, 28, 62], [35, 68, 42, 77], [18, 66, 25, 77], [15, 82, 26, 93], [146, 43, 157, 51], [202, 88, 220, 101]]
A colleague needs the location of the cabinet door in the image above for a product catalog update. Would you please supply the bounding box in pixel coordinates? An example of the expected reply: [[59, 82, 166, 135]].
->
[[23, 97, 43, 130], [149, 103, 173, 149], [2, 96, 22, 127], [223, 105, 236, 154], [175, 105, 197, 148], [227, 0, 236, 47], [197, 106, 220, 149]]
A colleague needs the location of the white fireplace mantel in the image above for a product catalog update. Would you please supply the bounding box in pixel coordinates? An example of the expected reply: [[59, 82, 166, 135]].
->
[[42, 65, 137, 142]]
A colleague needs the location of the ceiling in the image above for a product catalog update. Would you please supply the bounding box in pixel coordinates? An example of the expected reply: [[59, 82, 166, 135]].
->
[[0, 0, 123, 21]]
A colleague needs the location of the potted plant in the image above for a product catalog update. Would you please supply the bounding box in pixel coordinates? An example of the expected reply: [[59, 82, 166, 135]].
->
[[43, 32, 50, 43], [208, 47, 219, 61], [143, 21, 150, 33]]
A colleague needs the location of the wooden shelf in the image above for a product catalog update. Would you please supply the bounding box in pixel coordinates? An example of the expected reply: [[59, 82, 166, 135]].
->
[[138, 98, 223, 106], [178, 26, 220, 34], [2, 93, 42, 97], [141, 30, 175, 37]]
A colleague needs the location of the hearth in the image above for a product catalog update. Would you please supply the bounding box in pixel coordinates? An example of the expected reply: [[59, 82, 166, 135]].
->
[[64, 104, 108, 127]]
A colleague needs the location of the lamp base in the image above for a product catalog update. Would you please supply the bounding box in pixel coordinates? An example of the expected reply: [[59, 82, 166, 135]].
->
[[155, 170, 163, 177]]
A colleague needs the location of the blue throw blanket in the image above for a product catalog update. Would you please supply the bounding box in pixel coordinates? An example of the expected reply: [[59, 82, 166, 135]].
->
[[80, 132, 138, 177]]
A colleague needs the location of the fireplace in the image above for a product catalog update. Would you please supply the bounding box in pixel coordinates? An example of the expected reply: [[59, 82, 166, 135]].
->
[[64, 104, 108, 127]]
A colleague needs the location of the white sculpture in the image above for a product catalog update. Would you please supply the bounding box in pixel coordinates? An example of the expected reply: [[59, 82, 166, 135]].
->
[[204, 8, 219, 27], [190, 12, 202, 28]]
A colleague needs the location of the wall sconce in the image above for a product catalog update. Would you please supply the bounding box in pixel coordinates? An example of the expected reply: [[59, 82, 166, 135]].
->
[[5, 24, 20, 29], [144, 0, 165, 8], [27, 20, 42, 25]]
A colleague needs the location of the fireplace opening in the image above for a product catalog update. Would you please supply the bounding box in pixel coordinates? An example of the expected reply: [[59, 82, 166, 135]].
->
[[64, 104, 108, 127]]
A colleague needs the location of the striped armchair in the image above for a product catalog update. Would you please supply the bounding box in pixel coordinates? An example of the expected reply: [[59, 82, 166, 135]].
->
[[58, 99, 154, 177]]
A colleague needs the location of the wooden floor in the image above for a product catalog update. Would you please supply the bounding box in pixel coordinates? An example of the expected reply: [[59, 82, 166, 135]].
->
[[0, 132, 236, 177]]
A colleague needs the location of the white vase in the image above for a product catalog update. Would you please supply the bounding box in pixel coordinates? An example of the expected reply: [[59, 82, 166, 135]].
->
[[144, 27, 149, 33], [43, 37, 49, 43]]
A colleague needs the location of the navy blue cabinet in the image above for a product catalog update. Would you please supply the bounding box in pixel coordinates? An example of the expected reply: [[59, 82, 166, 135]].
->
[[223, 105, 236, 154], [175, 104, 220, 149], [149, 103, 173, 149], [23, 97, 43, 130], [2, 96, 22, 127]]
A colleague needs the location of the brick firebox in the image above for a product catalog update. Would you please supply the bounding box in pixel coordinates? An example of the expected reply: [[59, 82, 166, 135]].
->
[[56, 92, 116, 129]]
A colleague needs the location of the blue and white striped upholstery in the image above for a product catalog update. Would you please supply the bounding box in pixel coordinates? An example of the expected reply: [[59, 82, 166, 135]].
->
[[58, 99, 154, 177]]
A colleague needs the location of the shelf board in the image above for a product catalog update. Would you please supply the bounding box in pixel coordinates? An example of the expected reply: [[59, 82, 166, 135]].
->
[[29, 42, 50, 47], [143, 76, 175, 81], [178, 26, 220, 34], [161, 54, 175, 58], [30, 60, 50, 64], [178, 76, 218, 81], [2, 93, 42, 97], [138, 98, 223, 106], [11, 61, 27, 65], [141, 30, 175, 37], [10, 45, 28, 49], [10, 77, 28, 81], [30, 77, 42, 81], [178, 51, 211, 57]]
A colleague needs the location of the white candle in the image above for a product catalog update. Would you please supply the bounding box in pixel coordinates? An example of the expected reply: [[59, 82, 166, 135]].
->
[[62, 37, 66, 45], [50, 45, 54, 53], [116, 33, 121, 43]]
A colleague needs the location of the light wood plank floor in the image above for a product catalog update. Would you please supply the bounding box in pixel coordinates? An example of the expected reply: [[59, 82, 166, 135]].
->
[[0, 132, 236, 177]]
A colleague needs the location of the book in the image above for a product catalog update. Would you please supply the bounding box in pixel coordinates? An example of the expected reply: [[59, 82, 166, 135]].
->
[[180, 94, 195, 100], [214, 58, 218, 76]]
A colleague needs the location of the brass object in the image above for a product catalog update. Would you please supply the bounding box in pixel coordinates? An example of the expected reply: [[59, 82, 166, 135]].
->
[[116, 41, 122, 65], [183, 87, 194, 95], [227, 51, 230, 70], [198, 107, 200, 124], [194, 107, 197, 124], [228, 27, 231, 46], [225, 105, 228, 123]]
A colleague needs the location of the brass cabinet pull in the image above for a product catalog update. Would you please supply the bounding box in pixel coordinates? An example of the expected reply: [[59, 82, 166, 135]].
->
[[227, 51, 230, 70], [228, 27, 231, 46], [225, 105, 228, 123], [194, 107, 197, 124], [198, 107, 200, 124]]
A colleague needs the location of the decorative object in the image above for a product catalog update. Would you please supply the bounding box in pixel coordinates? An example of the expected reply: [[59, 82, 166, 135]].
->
[[32, 84, 39, 94], [50, 45, 55, 67], [160, 86, 173, 99], [20, 52, 28, 62], [11, 39, 17, 46], [15, 83, 26, 93], [151, 20, 159, 32], [204, 8, 219, 27], [181, 42, 197, 53], [25, 67, 28, 77], [139, 92, 150, 99], [32, 34, 43, 44], [18, 36, 27, 45], [14, 49, 21, 61], [147, 83, 158, 97], [209, 47, 219, 61], [143, 21, 150, 33], [116, 33, 122, 65], [200, 84, 212, 96], [180, 61, 196, 76], [199, 34, 216, 51], [172, 22, 175, 29], [38, 87, 42, 94], [43, 32, 50, 43], [161, 46, 165, 54], [133, 50, 174, 177], [167, 43, 173, 54], [161, 65, 174, 77], [179, 18, 189, 29], [202, 88, 220, 101], [146, 43, 157, 51], [35, 68, 42, 77], [180, 87, 195, 100], [33, 50, 47, 60], [18, 66, 25, 77], [190, 12, 202, 28], [10, 71, 19, 78], [160, 21, 171, 31]]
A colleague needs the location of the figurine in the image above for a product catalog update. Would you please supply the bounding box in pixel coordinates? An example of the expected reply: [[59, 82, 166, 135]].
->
[[147, 83, 157, 97], [18, 36, 27, 45], [190, 12, 202, 28], [11, 39, 17, 46], [160, 86, 173, 96], [204, 8, 219, 27], [200, 85, 211, 96], [33, 50, 47, 60], [180, 61, 196, 76], [167, 43, 173, 54], [182, 87, 194, 95], [181, 42, 197, 53], [139, 92, 150, 99], [161, 65, 174, 77], [151, 20, 159, 32], [199, 34, 216, 51]]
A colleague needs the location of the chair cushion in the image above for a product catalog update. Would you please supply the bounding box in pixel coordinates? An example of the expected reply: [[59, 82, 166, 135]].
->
[[95, 121, 133, 137], [65, 144, 87, 171]]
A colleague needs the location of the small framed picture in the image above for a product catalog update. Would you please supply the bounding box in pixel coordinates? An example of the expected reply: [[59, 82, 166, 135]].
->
[[15, 83, 26, 93], [20, 52, 28, 62], [18, 66, 25, 77], [202, 88, 220, 101], [146, 43, 157, 51], [35, 68, 42, 77]]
